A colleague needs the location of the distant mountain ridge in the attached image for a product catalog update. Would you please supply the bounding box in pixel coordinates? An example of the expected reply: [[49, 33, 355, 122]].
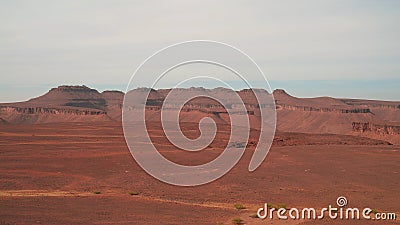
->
[[1, 85, 399, 144], [0, 85, 123, 124]]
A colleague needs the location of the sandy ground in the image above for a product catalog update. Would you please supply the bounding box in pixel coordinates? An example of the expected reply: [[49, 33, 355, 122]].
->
[[0, 122, 399, 224]]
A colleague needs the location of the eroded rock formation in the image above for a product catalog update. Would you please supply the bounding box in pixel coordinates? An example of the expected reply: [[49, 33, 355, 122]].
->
[[1, 85, 399, 144], [352, 122, 400, 135]]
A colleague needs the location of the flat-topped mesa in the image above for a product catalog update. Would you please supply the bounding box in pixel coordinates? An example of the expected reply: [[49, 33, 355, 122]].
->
[[341, 98, 400, 110], [50, 85, 99, 93], [26, 85, 107, 109], [125, 87, 273, 113], [35, 85, 95, 101], [0, 85, 114, 124], [273, 89, 373, 114], [1, 85, 399, 134]]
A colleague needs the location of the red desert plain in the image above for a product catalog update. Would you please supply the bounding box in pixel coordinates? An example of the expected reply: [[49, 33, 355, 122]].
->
[[0, 85, 399, 224]]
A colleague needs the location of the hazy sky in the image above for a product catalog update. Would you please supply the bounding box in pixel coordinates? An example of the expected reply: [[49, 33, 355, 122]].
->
[[0, 0, 399, 101]]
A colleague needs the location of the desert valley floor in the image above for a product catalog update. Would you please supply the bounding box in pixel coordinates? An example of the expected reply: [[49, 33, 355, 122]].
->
[[0, 122, 399, 224]]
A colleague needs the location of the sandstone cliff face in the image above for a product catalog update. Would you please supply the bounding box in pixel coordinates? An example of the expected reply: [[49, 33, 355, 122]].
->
[[123, 87, 271, 131], [0, 86, 112, 124], [351, 122, 400, 145], [0, 106, 105, 115], [142, 88, 268, 116], [273, 89, 400, 144], [28, 85, 107, 110], [276, 104, 372, 113], [341, 98, 400, 109], [1, 85, 399, 144], [352, 122, 400, 135]]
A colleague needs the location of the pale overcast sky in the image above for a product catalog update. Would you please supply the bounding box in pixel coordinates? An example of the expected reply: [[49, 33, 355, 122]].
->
[[0, 0, 399, 101]]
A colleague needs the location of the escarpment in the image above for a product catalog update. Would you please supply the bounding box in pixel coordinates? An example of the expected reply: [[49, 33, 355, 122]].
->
[[273, 89, 374, 114], [142, 88, 269, 116], [273, 89, 399, 143], [0, 85, 113, 124], [351, 122, 400, 144], [1, 85, 399, 144], [276, 104, 372, 114], [0, 106, 105, 115], [352, 122, 400, 135]]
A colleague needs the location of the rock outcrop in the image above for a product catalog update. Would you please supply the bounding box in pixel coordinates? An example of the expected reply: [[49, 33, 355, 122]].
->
[[0, 85, 112, 124], [352, 122, 400, 135], [1, 85, 399, 144]]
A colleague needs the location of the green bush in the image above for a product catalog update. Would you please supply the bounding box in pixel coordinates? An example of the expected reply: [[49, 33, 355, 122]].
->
[[232, 218, 243, 225], [371, 209, 379, 214], [267, 203, 287, 209], [278, 203, 287, 209], [234, 203, 245, 210]]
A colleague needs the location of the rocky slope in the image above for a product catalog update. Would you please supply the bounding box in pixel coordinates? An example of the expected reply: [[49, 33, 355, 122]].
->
[[0, 85, 122, 124], [273, 89, 400, 144], [1, 85, 399, 143]]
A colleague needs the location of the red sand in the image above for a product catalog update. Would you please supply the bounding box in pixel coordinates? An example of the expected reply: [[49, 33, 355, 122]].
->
[[0, 122, 399, 224]]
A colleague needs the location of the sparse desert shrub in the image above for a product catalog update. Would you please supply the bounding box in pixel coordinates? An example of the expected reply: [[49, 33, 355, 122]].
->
[[267, 203, 287, 209], [93, 191, 101, 194], [278, 203, 287, 209], [234, 203, 245, 210], [249, 214, 259, 218], [232, 218, 243, 225], [128, 191, 139, 195], [371, 209, 379, 214]]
